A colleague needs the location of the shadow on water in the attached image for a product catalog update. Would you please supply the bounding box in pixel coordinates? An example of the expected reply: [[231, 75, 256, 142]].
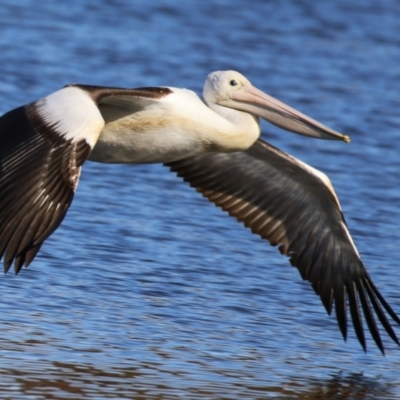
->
[[0, 361, 395, 399]]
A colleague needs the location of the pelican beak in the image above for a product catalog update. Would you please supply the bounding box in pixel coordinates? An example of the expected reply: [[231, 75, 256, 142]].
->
[[225, 85, 350, 143]]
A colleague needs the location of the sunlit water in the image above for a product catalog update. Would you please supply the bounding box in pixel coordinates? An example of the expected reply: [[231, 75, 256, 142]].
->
[[0, 1, 400, 399]]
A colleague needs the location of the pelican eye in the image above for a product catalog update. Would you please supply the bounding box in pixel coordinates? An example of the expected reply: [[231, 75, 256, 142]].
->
[[229, 79, 238, 87]]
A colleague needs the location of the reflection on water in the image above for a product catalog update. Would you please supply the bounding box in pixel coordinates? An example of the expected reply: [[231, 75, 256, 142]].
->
[[1, 361, 395, 399], [1, 0, 400, 399]]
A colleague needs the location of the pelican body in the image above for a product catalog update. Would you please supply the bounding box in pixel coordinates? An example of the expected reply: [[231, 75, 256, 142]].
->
[[0, 70, 397, 354]]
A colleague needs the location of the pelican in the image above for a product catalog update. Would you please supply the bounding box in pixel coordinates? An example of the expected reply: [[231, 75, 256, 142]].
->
[[0, 70, 398, 353]]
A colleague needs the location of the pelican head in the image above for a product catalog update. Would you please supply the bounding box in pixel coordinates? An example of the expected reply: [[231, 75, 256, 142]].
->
[[203, 70, 350, 143]]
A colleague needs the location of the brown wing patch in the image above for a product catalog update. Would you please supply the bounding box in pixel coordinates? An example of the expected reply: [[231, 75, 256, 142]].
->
[[0, 104, 91, 273], [65, 84, 173, 102]]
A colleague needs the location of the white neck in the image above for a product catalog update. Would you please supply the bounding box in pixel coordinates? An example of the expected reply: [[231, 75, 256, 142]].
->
[[203, 100, 261, 152]]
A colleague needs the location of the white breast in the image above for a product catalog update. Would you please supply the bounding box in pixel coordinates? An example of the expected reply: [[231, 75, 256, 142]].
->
[[89, 88, 234, 164]]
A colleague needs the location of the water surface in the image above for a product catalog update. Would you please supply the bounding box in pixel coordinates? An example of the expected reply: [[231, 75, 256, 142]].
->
[[0, 1, 400, 398]]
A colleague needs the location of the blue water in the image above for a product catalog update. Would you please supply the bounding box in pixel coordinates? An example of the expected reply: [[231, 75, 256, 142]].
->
[[0, 1, 400, 398]]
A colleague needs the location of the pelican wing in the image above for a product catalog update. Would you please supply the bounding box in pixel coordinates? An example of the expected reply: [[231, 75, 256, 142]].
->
[[0, 103, 95, 273], [0, 84, 174, 274], [166, 138, 400, 353]]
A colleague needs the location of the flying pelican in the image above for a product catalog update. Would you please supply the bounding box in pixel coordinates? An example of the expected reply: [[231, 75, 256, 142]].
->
[[0, 70, 398, 353]]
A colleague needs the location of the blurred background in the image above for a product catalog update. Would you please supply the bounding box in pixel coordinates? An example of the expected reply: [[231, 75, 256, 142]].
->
[[0, 1, 399, 398]]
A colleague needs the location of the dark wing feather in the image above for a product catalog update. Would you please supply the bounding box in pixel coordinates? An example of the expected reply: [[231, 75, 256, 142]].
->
[[0, 104, 91, 273], [166, 138, 400, 353], [0, 84, 173, 273]]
